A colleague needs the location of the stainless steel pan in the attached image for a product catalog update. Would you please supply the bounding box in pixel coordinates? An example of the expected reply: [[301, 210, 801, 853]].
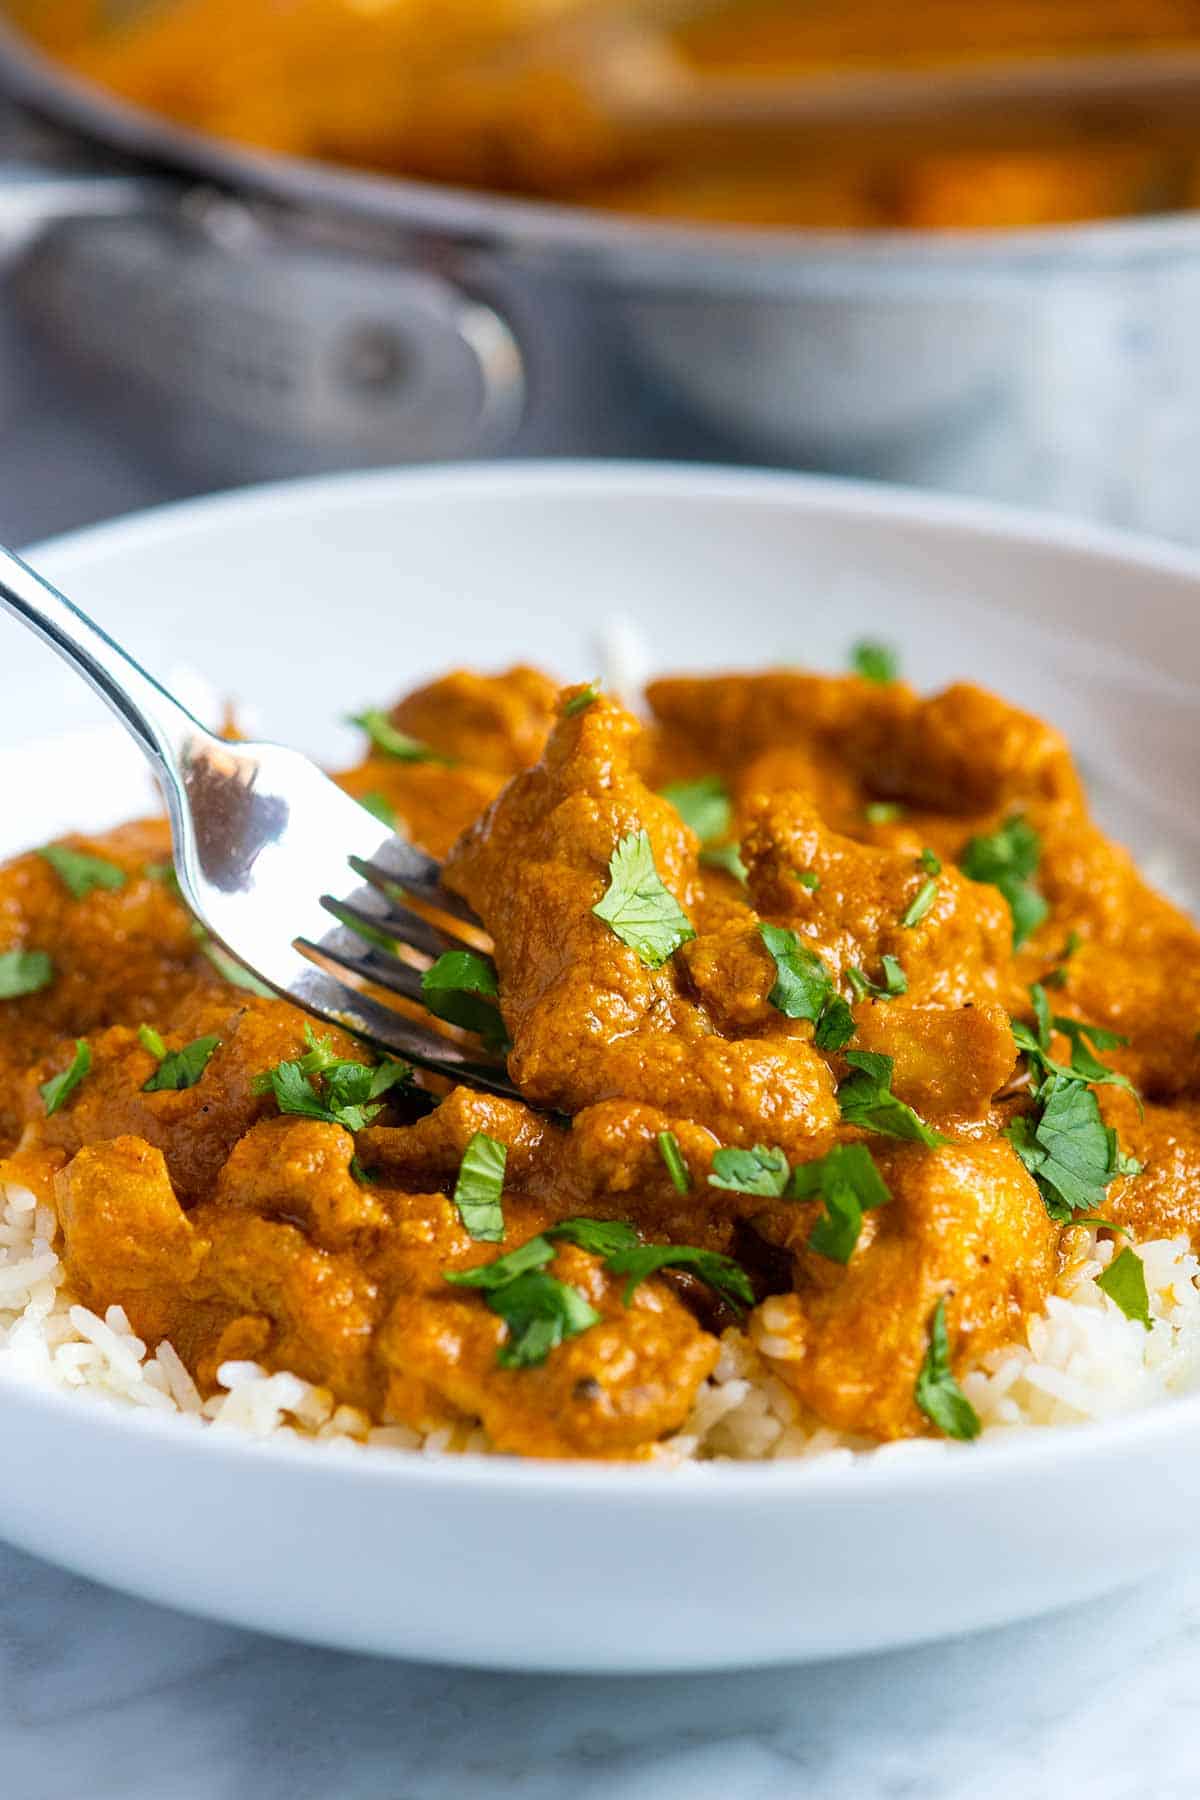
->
[[3, 13, 1200, 536]]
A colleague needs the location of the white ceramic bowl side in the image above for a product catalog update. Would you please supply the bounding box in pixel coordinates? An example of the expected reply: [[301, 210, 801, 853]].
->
[[0, 463, 1197, 1672]]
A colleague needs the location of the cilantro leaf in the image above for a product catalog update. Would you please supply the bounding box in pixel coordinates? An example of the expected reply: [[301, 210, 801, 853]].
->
[[40, 1039, 91, 1116], [837, 1050, 949, 1147], [901, 875, 939, 930], [846, 956, 907, 1003], [656, 1130, 690, 1194], [604, 1243, 755, 1313], [660, 775, 732, 845], [39, 844, 126, 900], [708, 1144, 790, 1196], [662, 777, 748, 884], [915, 1297, 981, 1441], [358, 792, 397, 829], [1006, 1075, 1138, 1223], [813, 995, 856, 1052], [959, 815, 1049, 949], [256, 1047, 411, 1132], [1012, 995, 1138, 1103], [141, 1033, 221, 1093], [443, 1234, 598, 1367], [489, 1271, 602, 1368], [700, 843, 749, 884], [1096, 1246, 1153, 1331], [546, 1217, 641, 1258], [593, 831, 695, 969], [790, 1143, 892, 1265], [563, 682, 601, 717], [349, 709, 450, 764], [850, 640, 899, 685], [758, 922, 834, 1021], [0, 949, 54, 999], [793, 870, 820, 891], [452, 1131, 507, 1242], [421, 949, 509, 1051], [445, 1237, 556, 1290]]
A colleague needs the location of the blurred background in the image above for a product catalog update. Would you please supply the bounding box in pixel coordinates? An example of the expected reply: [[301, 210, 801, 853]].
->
[[4, 0, 1200, 542]]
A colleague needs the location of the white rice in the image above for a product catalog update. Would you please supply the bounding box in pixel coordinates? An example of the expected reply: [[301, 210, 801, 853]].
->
[[2, 1169, 1198, 1465]]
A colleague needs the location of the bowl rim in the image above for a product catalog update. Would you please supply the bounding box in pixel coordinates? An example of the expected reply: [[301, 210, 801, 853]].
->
[[11, 455, 1200, 1505]]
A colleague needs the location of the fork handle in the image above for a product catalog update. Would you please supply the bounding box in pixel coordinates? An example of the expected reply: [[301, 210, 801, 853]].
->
[[0, 541, 211, 777]]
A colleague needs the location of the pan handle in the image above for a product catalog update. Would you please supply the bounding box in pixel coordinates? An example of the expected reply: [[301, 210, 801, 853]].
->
[[0, 158, 526, 469]]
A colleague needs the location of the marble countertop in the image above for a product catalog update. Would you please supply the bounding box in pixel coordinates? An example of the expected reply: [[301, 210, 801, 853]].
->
[[3, 1539, 1200, 1799]]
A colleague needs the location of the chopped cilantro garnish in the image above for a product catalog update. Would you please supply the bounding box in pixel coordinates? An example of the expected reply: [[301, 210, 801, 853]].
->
[[563, 683, 601, 717], [0, 949, 54, 999], [142, 1033, 221, 1093], [865, 801, 904, 825], [349, 709, 449, 764], [850, 640, 899, 685], [790, 1143, 892, 1265], [700, 843, 749, 884], [358, 792, 397, 830], [1006, 1077, 1140, 1224], [915, 1297, 981, 1441], [1012, 988, 1138, 1103], [446, 1214, 753, 1364], [445, 1237, 556, 1290], [255, 1045, 411, 1132], [421, 950, 509, 1051], [708, 1144, 790, 1197], [920, 847, 942, 875], [593, 831, 695, 969], [793, 870, 820, 891], [39, 844, 126, 900], [662, 776, 747, 884], [1096, 1246, 1153, 1330], [444, 1235, 596, 1368], [759, 923, 833, 1021], [349, 1155, 376, 1186], [452, 1132, 507, 1242], [660, 775, 732, 845], [546, 1217, 641, 1258], [40, 1039, 91, 1116], [813, 995, 856, 1052], [846, 955, 907, 1003], [959, 815, 1049, 949], [837, 1050, 949, 1147], [490, 1272, 602, 1370], [604, 1242, 754, 1313], [656, 1130, 690, 1194], [137, 1024, 167, 1061], [901, 875, 939, 930]]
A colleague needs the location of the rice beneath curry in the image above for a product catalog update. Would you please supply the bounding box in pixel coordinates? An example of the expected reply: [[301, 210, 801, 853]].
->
[[3, 1176, 1199, 1463]]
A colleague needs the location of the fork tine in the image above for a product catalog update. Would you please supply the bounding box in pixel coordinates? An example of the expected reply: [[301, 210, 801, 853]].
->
[[351, 850, 480, 926], [309, 930, 427, 1004], [321, 892, 470, 962], [286, 958, 520, 1099]]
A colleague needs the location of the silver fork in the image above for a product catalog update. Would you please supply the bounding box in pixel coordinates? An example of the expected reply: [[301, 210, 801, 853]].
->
[[0, 543, 519, 1099]]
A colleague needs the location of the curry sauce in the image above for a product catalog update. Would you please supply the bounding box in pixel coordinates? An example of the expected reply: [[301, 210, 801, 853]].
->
[[1, 661, 1197, 1457]]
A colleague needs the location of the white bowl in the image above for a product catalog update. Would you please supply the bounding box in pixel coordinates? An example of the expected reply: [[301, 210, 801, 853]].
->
[[1, 463, 1199, 1673]]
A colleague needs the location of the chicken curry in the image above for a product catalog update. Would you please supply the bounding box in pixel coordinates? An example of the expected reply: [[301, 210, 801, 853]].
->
[[1, 655, 1197, 1458]]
